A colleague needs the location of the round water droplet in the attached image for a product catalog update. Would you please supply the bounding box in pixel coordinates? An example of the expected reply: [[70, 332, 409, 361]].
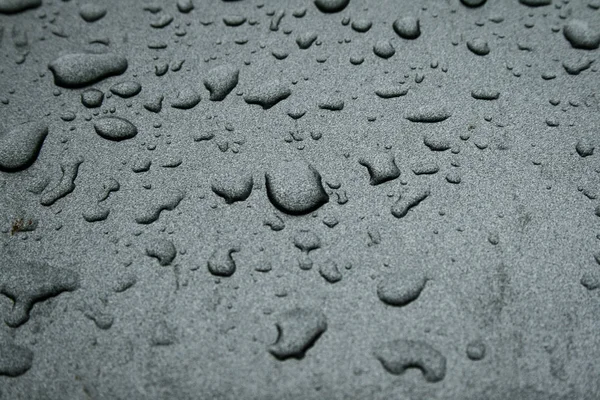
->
[[93, 116, 138, 141]]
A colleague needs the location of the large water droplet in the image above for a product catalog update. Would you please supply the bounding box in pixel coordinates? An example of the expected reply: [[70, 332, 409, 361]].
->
[[314, 0, 349, 13], [48, 53, 128, 88], [374, 339, 446, 382], [0, 342, 33, 377], [244, 80, 291, 109], [0, 121, 48, 172], [393, 16, 420, 40], [0, 257, 80, 327], [204, 64, 239, 101], [0, 0, 40, 14], [563, 20, 600, 50], [110, 81, 142, 98], [79, 3, 107, 22], [265, 160, 329, 215], [358, 151, 400, 185], [377, 269, 427, 306], [268, 308, 327, 360], [93, 116, 138, 141]]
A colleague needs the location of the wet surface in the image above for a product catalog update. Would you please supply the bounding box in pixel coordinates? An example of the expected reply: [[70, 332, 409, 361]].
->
[[1, 0, 600, 398]]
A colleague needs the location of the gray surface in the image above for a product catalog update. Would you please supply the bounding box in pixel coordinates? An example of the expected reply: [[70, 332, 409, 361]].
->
[[1, 0, 600, 399]]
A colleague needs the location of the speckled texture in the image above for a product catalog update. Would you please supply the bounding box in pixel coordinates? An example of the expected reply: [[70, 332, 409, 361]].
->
[[1, 0, 600, 399]]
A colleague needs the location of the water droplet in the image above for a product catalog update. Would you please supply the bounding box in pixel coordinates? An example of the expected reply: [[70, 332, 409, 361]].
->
[[581, 271, 600, 290], [170, 87, 202, 109], [144, 94, 164, 113], [244, 80, 291, 109], [374, 339, 446, 382], [211, 169, 253, 203], [264, 214, 285, 231], [155, 62, 169, 76], [393, 16, 421, 40], [112, 274, 137, 293], [314, 0, 349, 13], [318, 96, 344, 111], [446, 171, 461, 184], [146, 238, 177, 266], [471, 88, 500, 100], [350, 55, 364, 65], [466, 38, 490, 56], [0, 342, 33, 377], [373, 40, 395, 59], [110, 81, 142, 98], [265, 160, 329, 215], [576, 138, 594, 157], [412, 162, 439, 175], [151, 14, 174, 29], [204, 64, 239, 101], [296, 32, 318, 49], [460, 0, 486, 7], [293, 230, 321, 253], [48, 53, 128, 88], [83, 307, 114, 330], [81, 89, 104, 108], [563, 20, 600, 50], [0, 257, 80, 327], [375, 86, 408, 99], [322, 215, 338, 228], [563, 56, 594, 75], [82, 205, 109, 222], [0, 0, 40, 14], [40, 156, 84, 206], [519, 0, 552, 6], [177, 0, 194, 13], [60, 111, 76, 122], [207, 245, 240, 277], [270, 9, 285, 31], [377, 269, 427, 306], [358, 151, 400, 185], [0, 121, 48, 172], [466, 339, 486, 361], [223, 15, 246, 27], [351, 19, 372, 33], [79, 3, 107, 22], [93, 116, 138, 141], [391, 187, 430, 218], [132, 156, 151, 173], [135, 190, 185, 224], [406, 107, 451, 123], [319, 262, 342, 283], [268, 308, 327, 360]]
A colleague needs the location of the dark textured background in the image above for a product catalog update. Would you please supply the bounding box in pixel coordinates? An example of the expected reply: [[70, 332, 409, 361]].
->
[[1, 0, 600, 398]]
